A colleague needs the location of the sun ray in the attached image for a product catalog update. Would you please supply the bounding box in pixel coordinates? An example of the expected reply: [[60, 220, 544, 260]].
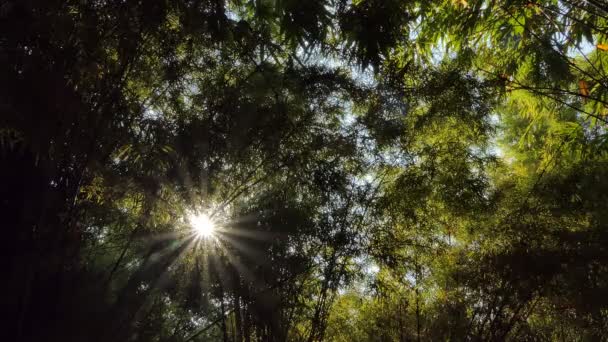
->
[[213, 237, 262, 288], [215, 234, 266, 261], [217, 226, 280, 241]]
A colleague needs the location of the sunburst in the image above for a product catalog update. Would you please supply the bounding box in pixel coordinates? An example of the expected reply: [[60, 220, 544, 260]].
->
[[188, 212, 216, 239]]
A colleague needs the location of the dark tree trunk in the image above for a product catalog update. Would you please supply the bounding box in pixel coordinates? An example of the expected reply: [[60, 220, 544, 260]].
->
[[234, 291, 243, 342]]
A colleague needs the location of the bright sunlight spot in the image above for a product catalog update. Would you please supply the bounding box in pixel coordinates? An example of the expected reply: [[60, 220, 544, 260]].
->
[[189, 212, 215, 238]]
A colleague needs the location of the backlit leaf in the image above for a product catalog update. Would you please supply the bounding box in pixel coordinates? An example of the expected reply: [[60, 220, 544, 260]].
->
[[597, 43, 608, 51], [578, 80, 589, 97]]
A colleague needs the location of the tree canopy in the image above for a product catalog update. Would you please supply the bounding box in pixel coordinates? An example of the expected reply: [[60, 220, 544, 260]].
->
[[2, 0, 608, 341]]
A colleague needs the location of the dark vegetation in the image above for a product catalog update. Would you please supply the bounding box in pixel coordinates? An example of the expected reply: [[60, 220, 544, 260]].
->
[[2, 0, 608, 340]]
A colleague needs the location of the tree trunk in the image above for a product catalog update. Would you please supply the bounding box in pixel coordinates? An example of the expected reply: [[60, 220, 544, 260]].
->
[[234, 291, 243, 342], [220, 286, 229, 342], [243, 307, 251, 342], [415, 260, 421, 342]]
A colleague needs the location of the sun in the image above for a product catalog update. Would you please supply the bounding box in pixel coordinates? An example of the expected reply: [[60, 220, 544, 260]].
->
[[188, 212, 216, 238]]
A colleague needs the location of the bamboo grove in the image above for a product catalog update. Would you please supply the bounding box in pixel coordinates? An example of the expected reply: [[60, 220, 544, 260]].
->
[[2, 0, 608, 341]]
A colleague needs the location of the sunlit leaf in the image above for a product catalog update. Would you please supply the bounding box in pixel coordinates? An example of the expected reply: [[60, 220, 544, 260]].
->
[[453, 0, 469, 7], [597, 43, 608, 51], [578, 80, 589, 97]]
